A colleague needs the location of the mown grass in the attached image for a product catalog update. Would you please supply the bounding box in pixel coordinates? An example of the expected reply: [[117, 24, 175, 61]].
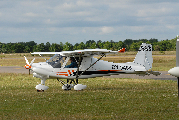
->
[[0, 73, 179, 119], [153, 56, 176, 71]]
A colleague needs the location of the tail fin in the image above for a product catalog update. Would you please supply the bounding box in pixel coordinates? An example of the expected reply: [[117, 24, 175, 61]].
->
[[133, 43, 153, 70]]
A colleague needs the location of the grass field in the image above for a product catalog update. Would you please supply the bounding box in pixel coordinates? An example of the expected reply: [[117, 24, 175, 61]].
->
[[0, 73, 179, 119], [0, 51, 178, 119]]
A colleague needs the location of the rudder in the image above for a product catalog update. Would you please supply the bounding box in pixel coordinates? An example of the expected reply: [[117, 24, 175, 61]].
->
[[133, 43, 153, 70]]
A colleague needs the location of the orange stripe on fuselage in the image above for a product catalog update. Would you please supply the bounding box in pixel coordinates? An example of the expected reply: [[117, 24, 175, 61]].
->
[[56, 72, 67, 73], [57, 74, 68, 76]]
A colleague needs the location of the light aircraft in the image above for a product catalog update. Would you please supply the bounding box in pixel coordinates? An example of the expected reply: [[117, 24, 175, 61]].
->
[[168, 35, 179, 106], [24, 43, 161, 92]]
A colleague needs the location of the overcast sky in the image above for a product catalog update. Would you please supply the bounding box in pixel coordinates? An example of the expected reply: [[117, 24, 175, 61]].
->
[[0, 0, 179, 45]]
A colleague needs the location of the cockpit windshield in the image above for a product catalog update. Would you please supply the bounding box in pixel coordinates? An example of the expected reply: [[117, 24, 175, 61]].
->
[[46, 54, 66, 68]]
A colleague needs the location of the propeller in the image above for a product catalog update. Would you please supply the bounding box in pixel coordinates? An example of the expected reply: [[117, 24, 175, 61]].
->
[[24, 56, 35, 75]]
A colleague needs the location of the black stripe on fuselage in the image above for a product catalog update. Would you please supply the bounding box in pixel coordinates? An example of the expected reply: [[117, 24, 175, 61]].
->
[[77, 71, 125, 75]]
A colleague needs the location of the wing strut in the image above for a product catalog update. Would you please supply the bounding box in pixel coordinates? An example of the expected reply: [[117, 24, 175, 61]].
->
[[39, 54, 47, 60], [77, 53, 106, 78], [75, 54, 82, 84]]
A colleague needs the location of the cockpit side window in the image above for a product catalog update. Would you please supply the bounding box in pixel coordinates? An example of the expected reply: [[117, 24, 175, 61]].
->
[[47, 55, 83, 68], [65, 57, 78, 68], [64, 57, 82, 68], [46, 54, 66, 68]]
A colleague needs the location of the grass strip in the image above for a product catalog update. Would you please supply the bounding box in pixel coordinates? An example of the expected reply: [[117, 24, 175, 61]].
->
[[0, 73, 179, 119]]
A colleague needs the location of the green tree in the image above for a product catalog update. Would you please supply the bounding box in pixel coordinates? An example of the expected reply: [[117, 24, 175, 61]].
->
[[90, 42, 97, 49], [129, 41, 142, 51], [35, 43, 45, 52], [1, 44, 7, 53], [0, 42, 2, 53], [103, 41, 111, 50], [26, 41, 37, 52], [96, 40, 103, 48], [73, 43, 79, 50], [24, 45, 31, 53], [50, 43, 62, 52], [158, 40, 172, 51], [11, 43, 25, 53], [169, 37, 177, 50], [63, 42, 73, 51], [85, 40, 96, 49], [124, 39, 133, 50], [116, 41, 125, 50], [110, 40, 116, 50], [154, 45, 160, 51], [45, 42, 51, 52], [149, 38, 158, 44], [77, 42, 86, 50]]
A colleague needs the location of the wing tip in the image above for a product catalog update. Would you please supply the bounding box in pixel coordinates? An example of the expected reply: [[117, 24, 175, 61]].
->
[[118, 48, 125, 53]]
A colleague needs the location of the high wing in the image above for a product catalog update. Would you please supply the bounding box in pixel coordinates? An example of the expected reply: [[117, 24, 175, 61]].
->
[[31, 48, 125, 56]]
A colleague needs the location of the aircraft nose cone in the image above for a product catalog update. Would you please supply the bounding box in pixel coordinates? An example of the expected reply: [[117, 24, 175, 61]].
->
[[168, 67, 179, 77], [32, 67, 39, 73]]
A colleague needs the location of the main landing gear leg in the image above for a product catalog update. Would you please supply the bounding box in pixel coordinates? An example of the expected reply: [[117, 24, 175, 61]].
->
[[76, 79, 78, 84], [57, 78, 74, 90]]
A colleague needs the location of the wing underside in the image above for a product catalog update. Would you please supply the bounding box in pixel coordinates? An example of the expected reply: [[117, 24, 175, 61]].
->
[[31, 49, 124, 56]]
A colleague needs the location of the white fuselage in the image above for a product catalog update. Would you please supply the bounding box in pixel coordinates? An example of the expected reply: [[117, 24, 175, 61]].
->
[[31, 56, 146, 80]]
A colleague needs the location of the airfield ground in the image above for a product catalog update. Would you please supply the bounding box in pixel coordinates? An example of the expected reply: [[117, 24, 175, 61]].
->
[[0, 52, 179, 119]]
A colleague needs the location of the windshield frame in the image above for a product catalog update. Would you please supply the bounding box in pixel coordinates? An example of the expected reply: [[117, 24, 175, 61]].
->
[[46, 54, 66, 68]]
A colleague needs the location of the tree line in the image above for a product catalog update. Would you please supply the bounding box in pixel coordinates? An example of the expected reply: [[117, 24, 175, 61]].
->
[[0, 37, 177, 53]]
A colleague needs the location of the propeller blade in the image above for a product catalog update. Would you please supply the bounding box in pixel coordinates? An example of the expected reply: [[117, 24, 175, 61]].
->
[[29, 69, 30, 75], [24, 56, 30, 65], [30, 58, 35, 66]]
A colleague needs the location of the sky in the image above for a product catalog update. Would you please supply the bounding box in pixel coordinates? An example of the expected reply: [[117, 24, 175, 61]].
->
[[0, 0, 179, 45]]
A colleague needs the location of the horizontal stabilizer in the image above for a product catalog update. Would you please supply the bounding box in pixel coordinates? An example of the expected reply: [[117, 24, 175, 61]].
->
[[135, 71, 161, 76], [147, 71, 161, 76]]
